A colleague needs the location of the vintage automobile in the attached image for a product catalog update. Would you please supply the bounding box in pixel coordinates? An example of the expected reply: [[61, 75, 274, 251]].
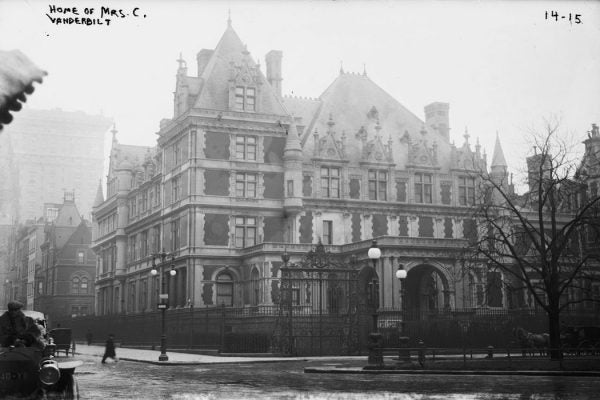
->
[[0, 310, 81, 399]]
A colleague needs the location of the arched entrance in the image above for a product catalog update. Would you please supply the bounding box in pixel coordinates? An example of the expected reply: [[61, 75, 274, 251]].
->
[[404, 264, 450, 319]]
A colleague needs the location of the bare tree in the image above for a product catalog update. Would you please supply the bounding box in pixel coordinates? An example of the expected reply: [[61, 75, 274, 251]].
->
[[464, 118, 600, 359]]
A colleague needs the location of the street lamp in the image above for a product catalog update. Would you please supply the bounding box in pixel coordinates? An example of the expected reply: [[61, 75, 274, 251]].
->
[[150, 250, 177, 362], [395, 261, 410, 362], [367, 240, 381, 332]]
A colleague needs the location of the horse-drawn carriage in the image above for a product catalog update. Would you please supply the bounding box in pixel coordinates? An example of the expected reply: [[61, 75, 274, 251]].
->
[[561, 325, 600, 355], [49, 328, 75, 357]]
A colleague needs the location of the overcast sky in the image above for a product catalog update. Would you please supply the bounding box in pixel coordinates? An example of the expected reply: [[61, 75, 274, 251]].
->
[[1, 0, 599, 188]]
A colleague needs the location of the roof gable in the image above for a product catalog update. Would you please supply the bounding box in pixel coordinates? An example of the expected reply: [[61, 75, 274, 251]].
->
[[192, 25, 288, 116]]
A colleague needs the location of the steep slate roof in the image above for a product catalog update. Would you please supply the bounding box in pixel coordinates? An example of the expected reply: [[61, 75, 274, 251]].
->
[[285, 71, 453, 170], [192, 23, 288, 116]]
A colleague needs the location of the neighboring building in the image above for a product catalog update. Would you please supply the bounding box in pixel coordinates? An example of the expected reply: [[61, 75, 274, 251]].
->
[[0, 108, 111, 222], [93, 19, 501, 321], [37, 193, 95, 319]]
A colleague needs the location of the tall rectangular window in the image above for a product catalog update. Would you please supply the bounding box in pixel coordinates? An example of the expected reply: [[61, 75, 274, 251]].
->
[[141, 230, 148, 258], [172, 176, 180, 202], [368, 170, 387, 200], [320, 167, 340, 198], [173, 140, 181, 166], [235, 216, 256, 248], [287, 180, 294, 197], [459, 176, 476, 206], [171, 219, 180, 251], [236, 136, 257, 161], [414, 173, 433, 204], [77, 251, 85, 264], [235, 173, 257, 198], [323, 220, 333, 245]]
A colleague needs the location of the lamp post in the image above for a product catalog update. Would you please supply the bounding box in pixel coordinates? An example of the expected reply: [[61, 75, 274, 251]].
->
[[367, 240, 381, 332], [150, 250, 177, 362], [395, 261, 410, 362], [365, 240, 384, 368]]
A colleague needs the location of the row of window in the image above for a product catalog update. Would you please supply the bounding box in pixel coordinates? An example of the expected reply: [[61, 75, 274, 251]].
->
[[36, 275, 90, 296], [127, 225, 162, 262], [320, 168, 476, 205], [129, 183, 161, 219], [97, 213, 117, 237]]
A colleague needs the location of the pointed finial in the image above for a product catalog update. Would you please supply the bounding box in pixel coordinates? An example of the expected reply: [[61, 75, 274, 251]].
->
[[339, 61, 344, 75], [363, 63, 367, 76], [463, 126, 470, 144], [375, 119, 382, 135], [327, 114, 335, 132], [177, 52, 186, 70], [227, 9, 232, 27], [111, 123, 118, 142]]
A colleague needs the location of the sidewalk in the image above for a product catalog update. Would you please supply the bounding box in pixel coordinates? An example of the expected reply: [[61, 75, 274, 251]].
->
[[72, 344, 362, 366]]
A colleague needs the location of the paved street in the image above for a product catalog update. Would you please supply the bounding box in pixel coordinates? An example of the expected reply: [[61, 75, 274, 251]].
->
[[68, 345, 600, 399]]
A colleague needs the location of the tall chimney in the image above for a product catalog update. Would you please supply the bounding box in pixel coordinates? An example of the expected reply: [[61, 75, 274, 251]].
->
[[424, 102, 450, 140], [265, 50, 283, 97]]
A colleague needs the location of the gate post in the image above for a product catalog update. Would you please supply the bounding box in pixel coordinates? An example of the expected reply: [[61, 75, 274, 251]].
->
[[366, 332, 384, 368]]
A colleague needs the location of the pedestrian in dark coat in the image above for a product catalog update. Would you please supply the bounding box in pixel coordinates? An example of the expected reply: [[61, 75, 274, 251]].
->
[[85, 329, 93, 345], [101, 333, 117, 363]]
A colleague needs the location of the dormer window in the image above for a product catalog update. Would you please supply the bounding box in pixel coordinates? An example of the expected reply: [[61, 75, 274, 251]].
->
[[234, 86, 255, 111]]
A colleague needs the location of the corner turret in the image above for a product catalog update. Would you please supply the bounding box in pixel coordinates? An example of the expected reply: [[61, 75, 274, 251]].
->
[[283, 117, 303, 215]]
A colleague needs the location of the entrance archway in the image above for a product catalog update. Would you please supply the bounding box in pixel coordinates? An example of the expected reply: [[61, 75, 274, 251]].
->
[[404, 264, 450, 319]]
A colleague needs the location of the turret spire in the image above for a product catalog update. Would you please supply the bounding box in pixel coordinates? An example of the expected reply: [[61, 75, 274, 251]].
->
[[491, 131, 508, 168], [227, 9, 232, 27], [93, 179, 104, 207]]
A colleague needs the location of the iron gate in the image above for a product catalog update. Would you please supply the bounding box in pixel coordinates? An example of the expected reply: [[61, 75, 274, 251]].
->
[[273, 242, 360, 356]]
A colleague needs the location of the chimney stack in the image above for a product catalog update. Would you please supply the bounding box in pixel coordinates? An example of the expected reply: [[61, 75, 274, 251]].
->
[[265, 50, 283, 97], [424, 102, 450, 140]]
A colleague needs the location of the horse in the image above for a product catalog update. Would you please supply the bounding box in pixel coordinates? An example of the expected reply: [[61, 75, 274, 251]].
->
[[513, 327, 549, 356]]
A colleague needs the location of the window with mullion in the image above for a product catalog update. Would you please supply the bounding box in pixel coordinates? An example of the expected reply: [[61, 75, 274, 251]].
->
[[459, 176, 476, 206], [320, 167, 340, 198], [415, 173, 433, 203], [236, 136, 257, 161], [235, 217, 256, 248], [235, 173, 257, 198], [368, 170, 387, 200], [234, 86, 256, 112]]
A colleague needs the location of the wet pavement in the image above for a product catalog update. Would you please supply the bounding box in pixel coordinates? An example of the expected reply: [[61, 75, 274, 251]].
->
[[69, 345, 600, 399]]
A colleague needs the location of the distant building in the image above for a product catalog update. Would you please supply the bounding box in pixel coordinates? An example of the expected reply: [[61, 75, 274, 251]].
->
[[0, 107, 111, 222], [36, 193, 95, 319]]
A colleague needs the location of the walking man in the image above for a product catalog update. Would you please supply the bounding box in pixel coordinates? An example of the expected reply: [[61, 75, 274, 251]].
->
[[101, 333, 117, 363], [85, 329, 93, 345]]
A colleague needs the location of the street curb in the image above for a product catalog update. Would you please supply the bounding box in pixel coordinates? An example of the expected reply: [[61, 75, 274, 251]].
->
[[304, 367, 600, 377], [116, 357, 311, 366]]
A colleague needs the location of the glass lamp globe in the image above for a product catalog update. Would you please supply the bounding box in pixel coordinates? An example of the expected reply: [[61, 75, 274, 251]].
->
[[396, 268, 407, 280]]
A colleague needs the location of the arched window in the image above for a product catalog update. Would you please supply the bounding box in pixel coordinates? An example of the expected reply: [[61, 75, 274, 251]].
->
[[81, 277, 89, 294], [71, 277, 80, 294], [216, 272, 234, 307], [71, 275, 89, 295]]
